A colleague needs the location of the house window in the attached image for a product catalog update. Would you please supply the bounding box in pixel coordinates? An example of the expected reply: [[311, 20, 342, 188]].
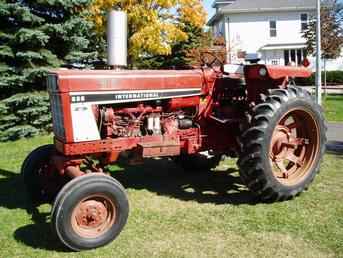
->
[[301, 13, 308, 31], [269, 20, 277, 37], [284, 49, 306, 66]]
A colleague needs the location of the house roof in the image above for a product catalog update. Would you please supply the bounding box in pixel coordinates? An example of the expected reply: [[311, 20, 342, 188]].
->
[[211, 0, 235, 8], [221, 0, 316, 12], [207, 0, 316, 25], [260, 43, 307, 51]]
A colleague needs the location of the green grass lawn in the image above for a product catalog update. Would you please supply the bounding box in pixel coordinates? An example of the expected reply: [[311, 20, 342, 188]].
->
[[323, 95, 343, 122], [0, 136, 342, 258]]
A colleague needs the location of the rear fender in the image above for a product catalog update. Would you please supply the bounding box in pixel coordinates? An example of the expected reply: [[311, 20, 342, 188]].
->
[[244, 65, 312, 103]]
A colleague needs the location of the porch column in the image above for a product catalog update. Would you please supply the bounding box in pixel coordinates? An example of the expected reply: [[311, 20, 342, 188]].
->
[[224, 17, 231, 63]]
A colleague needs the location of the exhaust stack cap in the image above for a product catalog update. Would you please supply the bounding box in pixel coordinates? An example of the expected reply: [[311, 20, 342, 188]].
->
[[107, 10, 127, 67]]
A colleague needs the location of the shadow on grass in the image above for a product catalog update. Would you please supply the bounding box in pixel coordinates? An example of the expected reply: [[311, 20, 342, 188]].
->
[[0, 157, 255, 252], [0, 168, 31, 210], [0, 168, 68, 252], [326, 141, 343, 156], [112, 158, 257, 205], [14, 222, 66, 252]]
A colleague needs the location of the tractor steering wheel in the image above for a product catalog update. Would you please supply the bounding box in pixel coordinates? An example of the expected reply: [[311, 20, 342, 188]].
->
[[201, 51, 224, 67], [200, 51, 224, 74]]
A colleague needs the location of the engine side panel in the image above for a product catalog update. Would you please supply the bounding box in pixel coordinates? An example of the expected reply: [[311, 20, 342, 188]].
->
[[71, 103, 101, 142]]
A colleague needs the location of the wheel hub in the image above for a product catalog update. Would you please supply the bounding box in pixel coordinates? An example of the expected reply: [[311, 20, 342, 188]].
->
[[71, 195, 116, 238], [75, 200, 108, 228]]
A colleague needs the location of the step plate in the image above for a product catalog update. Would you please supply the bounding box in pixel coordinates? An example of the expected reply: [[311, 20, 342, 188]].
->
[[137, 138, 180, 158]]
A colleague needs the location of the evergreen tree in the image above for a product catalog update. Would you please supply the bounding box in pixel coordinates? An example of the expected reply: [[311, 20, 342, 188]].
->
[[0, 0, 97, 98]]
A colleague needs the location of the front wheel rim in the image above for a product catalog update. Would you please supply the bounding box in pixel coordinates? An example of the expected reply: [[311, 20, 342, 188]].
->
[[269, 108, 320, 186], [71, 194, 117, 238]]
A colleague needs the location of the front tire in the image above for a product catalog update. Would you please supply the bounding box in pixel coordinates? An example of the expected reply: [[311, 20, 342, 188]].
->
[[51, 174, 129, 251], [238, 87, 327, 201]]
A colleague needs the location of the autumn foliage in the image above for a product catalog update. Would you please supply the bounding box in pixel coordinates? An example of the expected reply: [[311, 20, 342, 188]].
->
[[89, 0, 207, 59], [303, 0, 343, 59]]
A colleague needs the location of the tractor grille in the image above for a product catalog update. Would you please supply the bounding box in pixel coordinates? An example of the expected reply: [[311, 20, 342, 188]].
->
[[50, 93, 66, 140]]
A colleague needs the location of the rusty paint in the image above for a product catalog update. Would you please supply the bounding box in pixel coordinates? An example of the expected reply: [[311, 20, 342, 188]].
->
[[269, 108, 320, 185], [71, 194, 116, 238]]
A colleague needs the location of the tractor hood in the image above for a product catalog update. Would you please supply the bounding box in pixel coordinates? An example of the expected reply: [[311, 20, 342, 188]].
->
[[47, 69, 209, 94]]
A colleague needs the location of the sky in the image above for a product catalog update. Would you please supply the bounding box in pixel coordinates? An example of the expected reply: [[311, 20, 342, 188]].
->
[[204, 0, 215, 21]]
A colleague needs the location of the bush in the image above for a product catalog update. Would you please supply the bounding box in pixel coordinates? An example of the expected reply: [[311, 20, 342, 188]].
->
[[0, 92, 51, 141], [325, 71, 343, 84], [296, 70, 343, 86]]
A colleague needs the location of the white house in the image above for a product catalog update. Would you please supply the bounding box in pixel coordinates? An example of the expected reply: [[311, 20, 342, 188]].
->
[[208, 0, 343, 70]]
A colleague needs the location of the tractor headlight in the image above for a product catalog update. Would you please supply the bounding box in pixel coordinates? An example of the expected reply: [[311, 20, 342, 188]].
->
[[259, 67, 268, 77]]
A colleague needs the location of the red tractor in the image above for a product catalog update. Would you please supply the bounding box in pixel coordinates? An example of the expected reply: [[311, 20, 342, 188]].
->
[[21, 62, 326, 250]]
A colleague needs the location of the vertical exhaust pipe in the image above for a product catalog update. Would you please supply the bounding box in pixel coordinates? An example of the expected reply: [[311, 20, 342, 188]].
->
[[107, 11, 128, 69]]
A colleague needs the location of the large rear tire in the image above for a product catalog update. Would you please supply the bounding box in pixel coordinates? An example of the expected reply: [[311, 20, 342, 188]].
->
[[238, 87, 327, 201], [51, 174, 129, 251]]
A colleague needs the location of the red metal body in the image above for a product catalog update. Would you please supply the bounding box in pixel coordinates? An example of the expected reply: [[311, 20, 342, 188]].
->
[[48, 68, 216, 144], [50, 69, 212, 92], [47, 64, 312, 173]]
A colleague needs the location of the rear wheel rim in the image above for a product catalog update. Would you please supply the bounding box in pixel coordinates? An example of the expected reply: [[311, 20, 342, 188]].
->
[[269, 108, 320, 186], [71, 194, 116, 238]]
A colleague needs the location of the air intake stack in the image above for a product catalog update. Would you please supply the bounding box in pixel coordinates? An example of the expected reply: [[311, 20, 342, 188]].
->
[[107, 11, 128, 68]]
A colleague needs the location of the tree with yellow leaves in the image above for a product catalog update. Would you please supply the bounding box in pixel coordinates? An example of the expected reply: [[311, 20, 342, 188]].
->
[[89, 0, 206, 61]]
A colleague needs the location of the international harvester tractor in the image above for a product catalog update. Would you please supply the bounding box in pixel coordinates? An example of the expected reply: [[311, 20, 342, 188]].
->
[[21, 12, 326, 251]]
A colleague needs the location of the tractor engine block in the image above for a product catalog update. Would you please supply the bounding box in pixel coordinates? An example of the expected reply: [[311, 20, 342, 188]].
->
[[98, 104, 193, 139]]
